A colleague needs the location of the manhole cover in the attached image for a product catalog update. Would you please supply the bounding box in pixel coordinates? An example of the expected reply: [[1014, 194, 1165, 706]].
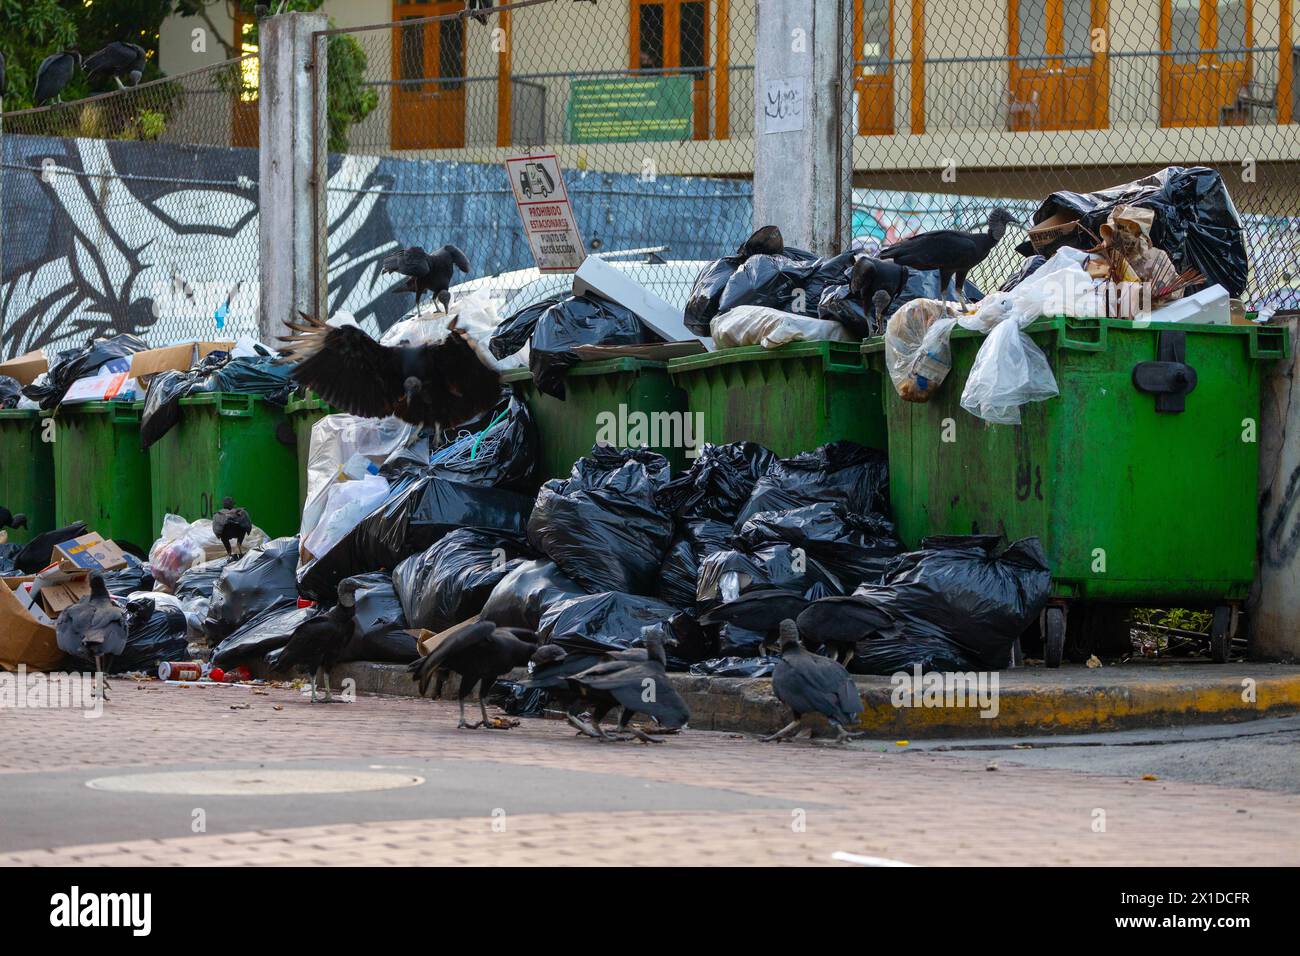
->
[[85, 769, 424, 796]]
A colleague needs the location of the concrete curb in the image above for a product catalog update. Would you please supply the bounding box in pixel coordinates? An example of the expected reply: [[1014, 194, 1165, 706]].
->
[[332, 660, 1300, 739]]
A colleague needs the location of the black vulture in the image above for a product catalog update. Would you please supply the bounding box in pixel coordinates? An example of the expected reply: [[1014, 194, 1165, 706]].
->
[[465, 0, 493, 24], [878, 207, 1021, 308], [34, 50, 81, 105], [0, 507, 27, 531], [277, 311, 501, 434], [212, 497, 252, 556], [519, 641, 651, 735], [738, 224, 785, 258], [408, 620, 537, 729], [266, 578, 361, 702], [849, 256, 910, 329], [83, 42, 147, 89], [763, 620, 862, 742], [13, 521, 88, 575], [699, 589, 811, 654], [55, 573, 126, 699], [564, 627, 690, 743], [381, 244, 470, 312]]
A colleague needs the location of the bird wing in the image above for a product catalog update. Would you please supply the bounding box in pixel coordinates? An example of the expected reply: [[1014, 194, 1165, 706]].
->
[[773, 654, 861, 723], [439, 244, 471, 274], [877, 231, 969, 269], [83, 44, 128, 77], [698, 590, 810, 631], [407, 620, 495, 695], [55, 603, 94, 657], [277, 312, 407, 420], [568, 660, 690, 727], [272, 612, 338, 674], [381, 247, 430, 277]]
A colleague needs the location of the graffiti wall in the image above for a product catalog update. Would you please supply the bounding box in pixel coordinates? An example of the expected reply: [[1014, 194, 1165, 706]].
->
[[0, 133, 753, 359]]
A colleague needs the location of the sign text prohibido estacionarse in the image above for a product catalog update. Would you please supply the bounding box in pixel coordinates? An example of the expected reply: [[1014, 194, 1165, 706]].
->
[[505, 154, 587, 273]]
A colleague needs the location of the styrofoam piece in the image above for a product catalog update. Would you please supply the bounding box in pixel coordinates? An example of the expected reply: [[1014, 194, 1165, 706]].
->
[[573, 255, 710, 349]]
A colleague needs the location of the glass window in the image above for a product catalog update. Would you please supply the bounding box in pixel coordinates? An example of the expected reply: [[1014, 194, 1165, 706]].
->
[[639, 3, 665, 70], [680, 2, 707, 72], [1218, 0, 1248, 56], [1170, 0, 1201, 64], [1062, 0, 1093, 60], [439, 17, 464, 91], [860, 0, 889, 75], [1017, 0, 1048, 61], [400, 18, 425, 92]]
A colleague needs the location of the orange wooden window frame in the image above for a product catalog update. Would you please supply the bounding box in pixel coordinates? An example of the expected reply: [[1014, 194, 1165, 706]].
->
[[854, 0, 895, 136], [390, 0, 467, 149], [1158, 0, 1257, 128], [1006, 0, 1110, 131], [629, 0, 713, 140]]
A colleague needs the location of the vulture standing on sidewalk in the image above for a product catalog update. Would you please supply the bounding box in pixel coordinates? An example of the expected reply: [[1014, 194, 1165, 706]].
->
[[520, 641, 652, 733], [212, 497, 253, 557], [83, 42, 147, 89], [878, 207, 1021, 309], [381, 244, 471, 312], [34, 49, 81, 105], [278, 311, 501, 433], [56, 573, 126, 699], [763, 620, 862, 743], [565, 626, 690, 743], [409, 620, 537, 729], [266, 579, 361, 703]]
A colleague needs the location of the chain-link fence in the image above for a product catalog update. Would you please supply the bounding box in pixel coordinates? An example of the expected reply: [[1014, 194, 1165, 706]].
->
[[311, 0, 756, 333], [1, 55, 261, 358], [849, 0, 1299, 311]]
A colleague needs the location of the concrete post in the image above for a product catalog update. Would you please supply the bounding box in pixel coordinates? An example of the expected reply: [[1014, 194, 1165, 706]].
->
[[258, 11, 328, 345], [752, 0, 852, 256], [1251, 316, 1300, 660]]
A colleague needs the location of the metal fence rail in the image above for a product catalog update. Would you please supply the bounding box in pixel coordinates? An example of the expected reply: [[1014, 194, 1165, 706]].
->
[[0, 56, 262, 358], [848, 1, 1299, 310], [311, 0, 756, 333]]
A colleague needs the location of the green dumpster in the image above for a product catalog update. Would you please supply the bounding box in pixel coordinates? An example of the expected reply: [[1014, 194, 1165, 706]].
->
[[667, 341, 886, 458], [148, 393, 299, 539], [863, 316, 1290, 664], [503, 358, 688, 479], [286, 393, 335, 510], [53, 401, 153, 555], [0, 409, 55, 546]]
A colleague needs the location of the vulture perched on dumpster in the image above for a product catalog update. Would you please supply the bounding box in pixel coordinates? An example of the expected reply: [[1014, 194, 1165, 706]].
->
[[83, 41, 147, 89], [381, 244, 471, 312], [849, 256, 910, 330], [278, 311, 501, 434], [564, 626, 690, 743], [56, 573, 126, 699], [408, 620, 537, 729], [763, 620, 862, 742], [878, 207, 1021, 309], [266, 578, 361, 703], [34, 49, 81, 105]]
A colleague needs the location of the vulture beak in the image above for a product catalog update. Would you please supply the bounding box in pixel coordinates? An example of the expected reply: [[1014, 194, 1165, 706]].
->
[[403, 376, 423, 406]]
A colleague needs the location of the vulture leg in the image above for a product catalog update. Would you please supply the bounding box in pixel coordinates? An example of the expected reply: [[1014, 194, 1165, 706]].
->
[[457, 696, 477, 729], [477, 694, 512, 729], [955, 271, 970, 311], [837, 645, 854, 667], [761, 717, 803, 743], [566, 712, 604, 738], [95, 654, 110, 701], [114, 77, 126, 91], [309, 666, 321, 703], [828, 720, 856, 743], [321, 670, 335, 703], [618, 710, 665, 744]]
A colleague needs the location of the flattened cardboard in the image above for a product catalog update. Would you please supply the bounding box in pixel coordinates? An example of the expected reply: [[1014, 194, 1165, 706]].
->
[[0, 578, 67, 672], [129, 341, 234, 380], [573, 341, 708, 361], [52, 533, 127, 572], [0, 350, 49, 387]]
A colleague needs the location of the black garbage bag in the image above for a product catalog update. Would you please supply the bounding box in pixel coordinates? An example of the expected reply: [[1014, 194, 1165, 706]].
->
[[796, 535, 1051, 674], [297, 474, 533, 602], [479, 558, 590, 631], [736, 503, 900, 592], [193, 355, 294, 402], [429, 397, 539, 492], [685, 255, 744, 336], [1015, 166, 1248, 297], [657, 518, 733, 608], [175, 556, 232, 603], [697, 542, 844, 607], [101, 553, 153, 599], [0, 543, 19, 576], [528, 446, 674, 595], [12, 520, 88, 575], [211, 602, 312, 668], [392, 528, 535, 632], [537, 591, 678, 648], [490, 295, 564, 360], [23, 334, 147, 409], [0, 375, 23, 409], [657, 440, 777, 522], [734, 441, 889, 527], [485, 679, 547, 717], [999, 254, 1048, 292], [715, 250, 850, 318], [138, 369, 192, 450], [528, 292, 650, 399], [689, 656, 777, 678], [337, 572, 418, 663], [205, 537, 301, 643], [116, 599, 190, 671]]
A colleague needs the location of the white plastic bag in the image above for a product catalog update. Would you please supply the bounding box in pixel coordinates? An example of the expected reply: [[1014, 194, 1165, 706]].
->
[[383, 289, 525, 371], [710, 305, 854, 349], [960, 312, 1060, 424], [303, 413, 415, 516], [301, 473, 390, 561]]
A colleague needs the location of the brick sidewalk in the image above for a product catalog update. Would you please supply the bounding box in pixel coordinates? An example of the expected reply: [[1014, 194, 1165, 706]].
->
[[2, 680, 1296, 866]]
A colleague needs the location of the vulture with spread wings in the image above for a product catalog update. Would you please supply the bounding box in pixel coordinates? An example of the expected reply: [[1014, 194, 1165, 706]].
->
[[277, 312, 501, 431]]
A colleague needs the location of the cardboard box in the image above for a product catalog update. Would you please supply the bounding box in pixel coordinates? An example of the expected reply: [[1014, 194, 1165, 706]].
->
[[0, 578, 67, 672], [0, 349, 49, 387], [31, 564, 93, 618], [52, 533, 127, 573], [129, 341, 234, 381], [1028, 211, 1083, 253]]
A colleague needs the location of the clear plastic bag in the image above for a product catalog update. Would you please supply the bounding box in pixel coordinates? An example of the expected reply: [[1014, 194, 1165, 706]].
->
[[301, 473, 391, 562], [710, 305, 854, 349], [960, 315, 1059, 424], [148, 515, 266, 592], [882, 299, 958, 402]]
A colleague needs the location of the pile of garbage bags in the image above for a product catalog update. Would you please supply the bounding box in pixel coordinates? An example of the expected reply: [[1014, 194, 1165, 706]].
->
[[140, 348, 293, 449], [22, 334, 147, 409]]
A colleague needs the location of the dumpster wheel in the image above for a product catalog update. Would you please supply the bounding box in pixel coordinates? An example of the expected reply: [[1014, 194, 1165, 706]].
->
[[1043, 606, 1066, 669], [1209, 605, 1234, 664]]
